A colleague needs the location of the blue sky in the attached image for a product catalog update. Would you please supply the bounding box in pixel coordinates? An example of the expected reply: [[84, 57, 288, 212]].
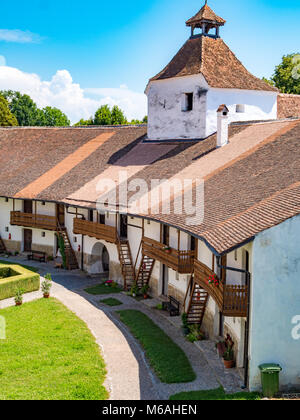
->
[[0, 0, 299, 122]]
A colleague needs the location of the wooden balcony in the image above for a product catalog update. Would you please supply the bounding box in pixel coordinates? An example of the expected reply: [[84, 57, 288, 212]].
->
[[142, 236, 194, 274], [194, 259, 248, 317], [10, 211, 58, 231], [73, 218, 118, 244]]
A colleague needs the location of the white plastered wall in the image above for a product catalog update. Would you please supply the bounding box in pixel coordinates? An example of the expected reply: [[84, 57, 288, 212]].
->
[[206, 88, 278, 137], [147, 74, 208, 140]]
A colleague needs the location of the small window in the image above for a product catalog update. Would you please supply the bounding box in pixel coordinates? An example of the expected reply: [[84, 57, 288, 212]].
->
[[236, 104, 245, 113], [182, 93, 193, 112], [88, 210, 93, 222]]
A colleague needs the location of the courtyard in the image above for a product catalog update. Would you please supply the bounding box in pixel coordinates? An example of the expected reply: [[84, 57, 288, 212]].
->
[[0, 256, 247, 400]]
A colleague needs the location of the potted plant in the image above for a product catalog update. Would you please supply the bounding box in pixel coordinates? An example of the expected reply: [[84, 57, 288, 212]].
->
[[222, 335, 235, 369], [223, 347, 235, 369], [207, 274, 220, 288], [163, 246, 172, 254], [42, 273, 52, 298], [15, 288, 24, 306], [130, 285, 139, 298], [188, 325, 207, 342], [141, 284, 150, 299]]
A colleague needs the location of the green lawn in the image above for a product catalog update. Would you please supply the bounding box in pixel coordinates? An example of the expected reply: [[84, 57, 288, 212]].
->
[[0, 260, 39, 273], [100, 298, 123, 307], [118, 310, 196, 384], [85, 283, 122, 295], [0, 298, 108, 400], [170, 387, 261, 400]]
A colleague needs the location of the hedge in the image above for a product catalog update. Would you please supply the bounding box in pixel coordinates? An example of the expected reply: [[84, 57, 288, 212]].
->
[[0, 264, 40, 300]]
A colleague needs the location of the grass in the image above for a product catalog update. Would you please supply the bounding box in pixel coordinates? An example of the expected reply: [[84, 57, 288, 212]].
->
[[0, 298, 108, 400], [100, 298, 123, 307], [84, 283, 122, 295], [169, 387, 261, 400], [0, 259, 39, 273], [117, 310, 196, 384]]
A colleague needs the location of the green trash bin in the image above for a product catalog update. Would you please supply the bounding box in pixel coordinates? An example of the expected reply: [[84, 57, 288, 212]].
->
[[259, 364, 282, 398]]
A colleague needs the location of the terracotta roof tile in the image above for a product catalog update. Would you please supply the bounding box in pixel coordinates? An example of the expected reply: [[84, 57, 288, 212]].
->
[[186, 4, 226, 26], [150, 36, 278, 92], [0, 120, 299, 254]]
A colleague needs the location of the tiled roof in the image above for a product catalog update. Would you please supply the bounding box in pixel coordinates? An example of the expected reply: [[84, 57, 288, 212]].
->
[[186, 4, 226, 26], [0, 120, 299, 254], [150, 36, 278, 92]]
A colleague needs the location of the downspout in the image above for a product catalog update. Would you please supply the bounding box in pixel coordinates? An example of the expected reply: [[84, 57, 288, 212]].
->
[[217, 257, 251, 389], [66, 206, 86, 271]]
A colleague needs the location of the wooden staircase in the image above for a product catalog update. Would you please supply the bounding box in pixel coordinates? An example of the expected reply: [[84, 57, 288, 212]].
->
[[0, 236, 7, 254], [135, 254, 155, 289], [56, 226, 79, 270], [186, 279, 209, 325], [117, 239, 135, 290]]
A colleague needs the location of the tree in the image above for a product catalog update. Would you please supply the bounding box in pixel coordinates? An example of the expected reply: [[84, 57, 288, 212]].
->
[[38, 107, 70, 127], [267, 54, 300, 94], [130, 116, 148, 125], [0, 96, 18, 126], [74, 118, 94, 126], [111, 105, 126, 125], [0, 90, 40, 126], [94, 105, 112, 125]]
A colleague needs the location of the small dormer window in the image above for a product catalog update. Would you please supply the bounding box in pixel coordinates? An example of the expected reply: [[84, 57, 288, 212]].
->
[[182, 93, 193, 112], [236, 104, 245, 113]]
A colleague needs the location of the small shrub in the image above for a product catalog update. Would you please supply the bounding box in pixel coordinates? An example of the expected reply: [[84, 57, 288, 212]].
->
[[41, 273, 52, 297], [0, 263, 40, 301], [15, 288, 24, 305], [186, 333, 197, 343]]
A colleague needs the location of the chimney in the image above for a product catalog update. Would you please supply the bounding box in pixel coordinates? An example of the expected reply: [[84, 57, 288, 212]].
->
[[217, 104, 229, 147]]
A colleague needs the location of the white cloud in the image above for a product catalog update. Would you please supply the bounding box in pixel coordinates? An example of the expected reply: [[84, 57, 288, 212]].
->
[[0, 29, 41, 44], [0, 55, 6, 66], [0, 66, 147, 124]]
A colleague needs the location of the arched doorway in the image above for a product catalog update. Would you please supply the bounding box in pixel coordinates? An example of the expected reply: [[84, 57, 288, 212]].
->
[[89, 242, 110, 275]]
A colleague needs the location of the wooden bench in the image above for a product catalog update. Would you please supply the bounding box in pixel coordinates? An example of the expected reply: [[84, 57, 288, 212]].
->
[[162, 296, 180, 317], [27, 250, 46, 263]]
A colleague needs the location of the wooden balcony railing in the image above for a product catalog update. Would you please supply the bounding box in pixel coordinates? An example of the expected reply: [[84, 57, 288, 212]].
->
[[194, 259, 248, 317], [142, 236, 194, 274], [10, 211, 58, 231], [73, 218, 118, 244]]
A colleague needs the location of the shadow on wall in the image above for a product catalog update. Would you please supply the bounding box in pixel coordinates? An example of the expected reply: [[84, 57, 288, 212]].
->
[[88, 242, 110, 275]]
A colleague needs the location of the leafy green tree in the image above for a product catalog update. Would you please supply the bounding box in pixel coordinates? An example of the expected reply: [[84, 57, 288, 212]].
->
[[0, 95, 18, 126], [94, 105, 112, 125], [267, 54, 300, 94], [130, 116, 148, 125], [111, 105, 126, 125], [0, 90, 40, 126], [38, 107, 70, 127], [74, 118, 94, 126]]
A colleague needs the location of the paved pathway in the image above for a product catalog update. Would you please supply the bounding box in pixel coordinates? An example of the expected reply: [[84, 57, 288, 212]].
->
[[0, 257, 243, 400]]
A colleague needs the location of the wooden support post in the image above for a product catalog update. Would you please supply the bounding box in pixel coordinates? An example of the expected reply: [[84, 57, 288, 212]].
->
[[34, 201, 37, 226]]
